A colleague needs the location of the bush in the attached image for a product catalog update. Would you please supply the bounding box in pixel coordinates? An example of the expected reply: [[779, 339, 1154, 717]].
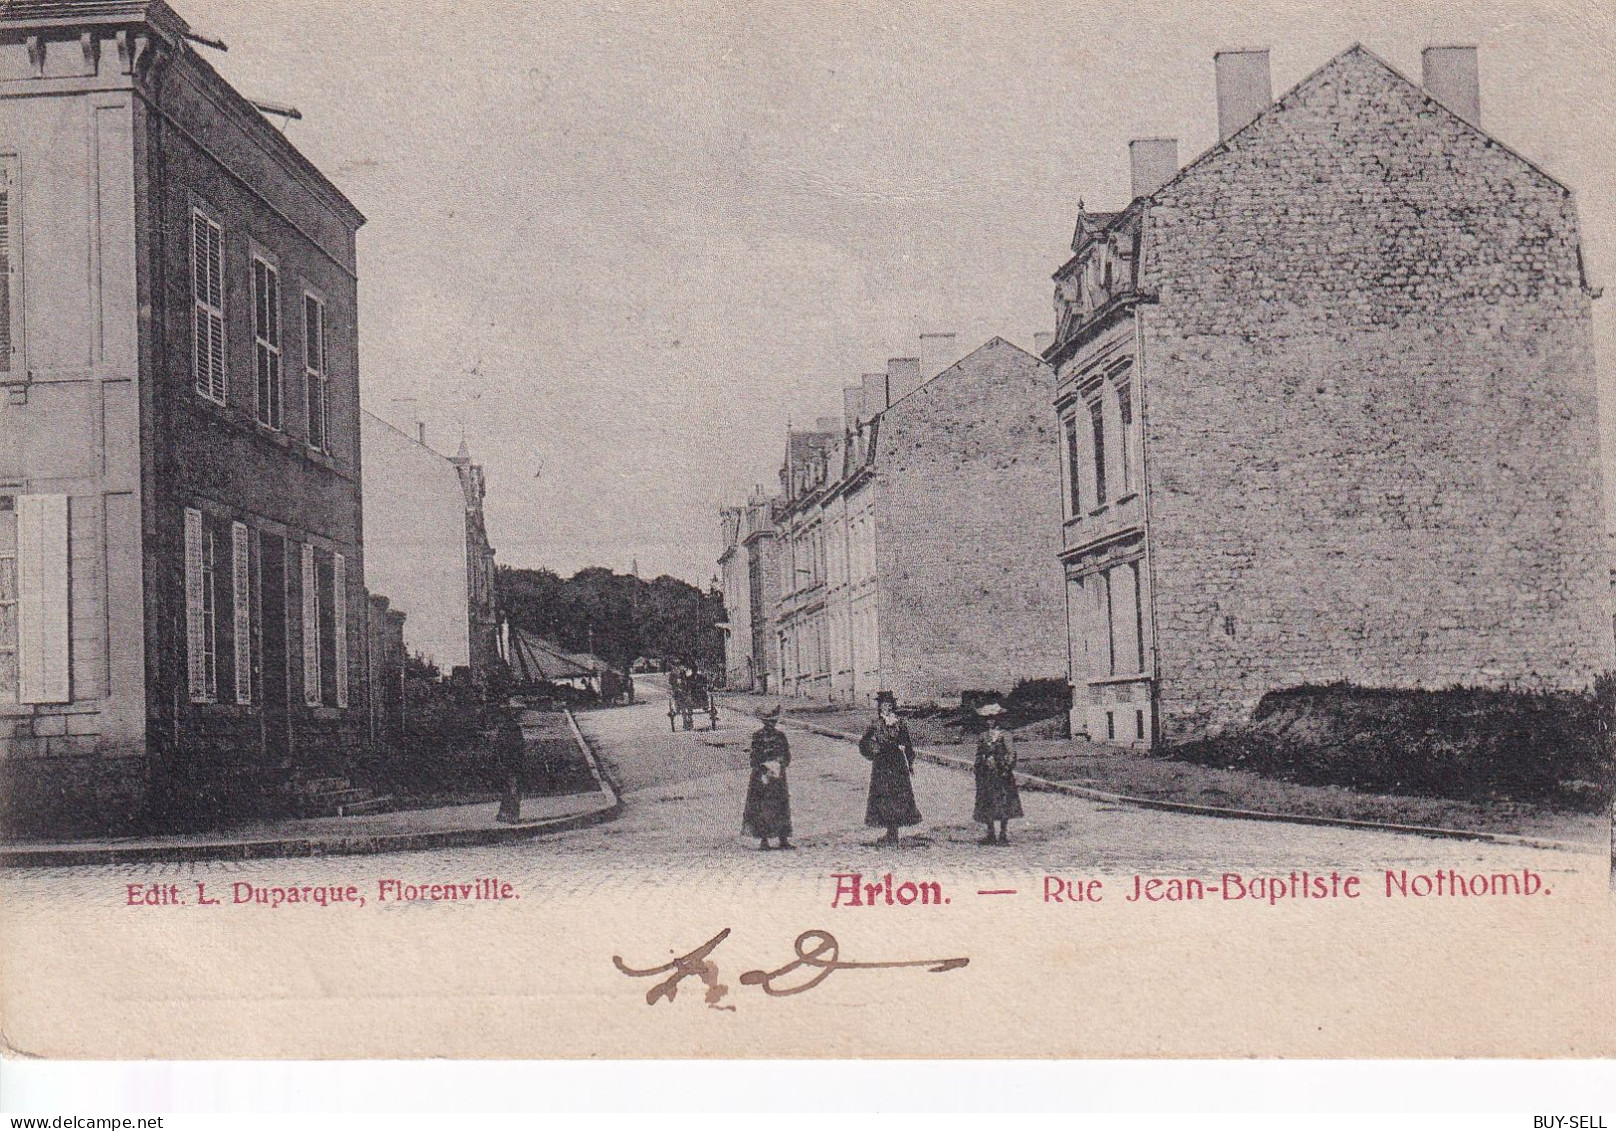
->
[[1168, 678, 1614, 811]]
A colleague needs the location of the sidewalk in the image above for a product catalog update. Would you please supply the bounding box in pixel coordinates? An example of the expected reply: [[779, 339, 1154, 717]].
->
[[719, 691, 1603, 852], [0, 710, 621, 868]]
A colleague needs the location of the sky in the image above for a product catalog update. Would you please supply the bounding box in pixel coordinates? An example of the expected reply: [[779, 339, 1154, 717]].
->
[[194, 0, 1616, 585]]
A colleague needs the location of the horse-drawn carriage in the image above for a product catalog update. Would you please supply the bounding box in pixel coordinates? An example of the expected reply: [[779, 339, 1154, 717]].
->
[[667, 666, 719, 731]]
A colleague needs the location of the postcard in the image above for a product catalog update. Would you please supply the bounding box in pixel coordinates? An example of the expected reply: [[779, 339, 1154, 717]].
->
[[0, 0, 1613, 1061]]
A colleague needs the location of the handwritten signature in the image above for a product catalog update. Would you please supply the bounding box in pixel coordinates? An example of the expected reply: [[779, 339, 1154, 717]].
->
[[613, 928, 969, 1009]]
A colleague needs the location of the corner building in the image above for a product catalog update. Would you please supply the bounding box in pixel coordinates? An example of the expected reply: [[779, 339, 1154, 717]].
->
[[0, 1, 368, 832], [1048, 45, 1612, 745]]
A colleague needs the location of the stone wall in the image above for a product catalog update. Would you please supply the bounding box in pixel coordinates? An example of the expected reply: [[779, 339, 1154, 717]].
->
[[874, 338, 1068, 704], [1138, 47, 1612, 740]]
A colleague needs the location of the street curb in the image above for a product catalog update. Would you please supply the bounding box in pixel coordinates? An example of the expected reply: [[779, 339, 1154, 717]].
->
[[728, 702, 1599, 856], [0, 710, 624, 869]]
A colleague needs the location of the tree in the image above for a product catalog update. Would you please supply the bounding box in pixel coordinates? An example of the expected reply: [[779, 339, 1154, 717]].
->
[[497, 565, 726, 672]]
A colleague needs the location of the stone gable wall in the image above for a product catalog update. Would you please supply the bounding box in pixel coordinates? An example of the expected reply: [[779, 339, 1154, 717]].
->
[[873, 340, 1068, 703], [1138, 49, 1612, 740]]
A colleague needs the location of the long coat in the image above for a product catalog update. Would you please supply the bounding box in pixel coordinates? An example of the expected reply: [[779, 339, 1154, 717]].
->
[[859, 715, 921, 828], [973, 729, 1024, 823], [742, 726, 792, 838]]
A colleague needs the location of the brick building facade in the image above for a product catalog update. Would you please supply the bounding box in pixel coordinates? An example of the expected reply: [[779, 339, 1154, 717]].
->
[[0, 0, 370, 833], [1047, 45, 1612, 745]]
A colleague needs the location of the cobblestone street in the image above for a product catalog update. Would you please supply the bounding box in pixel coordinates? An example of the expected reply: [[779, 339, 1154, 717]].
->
[[2, 680, 1591, 904]]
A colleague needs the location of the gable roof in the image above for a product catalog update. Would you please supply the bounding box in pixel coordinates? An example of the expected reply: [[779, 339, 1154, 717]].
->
[[1156, 43, 1571, 206]]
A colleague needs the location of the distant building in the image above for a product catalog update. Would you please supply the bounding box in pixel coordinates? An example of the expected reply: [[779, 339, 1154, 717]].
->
[[717, 486, 779, 691], [1046, 46, 1612, 746], [769, 336, 1067, 706], [360, 408, 499, 687], [0, 0, 369, 832]]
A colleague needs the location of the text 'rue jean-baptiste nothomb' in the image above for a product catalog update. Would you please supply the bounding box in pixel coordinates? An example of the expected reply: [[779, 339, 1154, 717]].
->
[[0, 0, 499, 836], [717, 45, 1610, 749]]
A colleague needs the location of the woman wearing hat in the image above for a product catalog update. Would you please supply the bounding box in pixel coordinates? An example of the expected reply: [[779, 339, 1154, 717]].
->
[[973, 702, 1023, 845], [743, 706, 793, 850], [859, 691, 921, 845]]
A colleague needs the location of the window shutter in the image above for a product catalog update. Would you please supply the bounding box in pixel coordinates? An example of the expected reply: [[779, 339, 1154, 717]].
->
[[232, 521, 251, 705], [17, 494, 69, 704], [0, 170, 12, 375], [333, 552, 348, 708], [301, 542, 320, 707], [183, 507, 206, 701]]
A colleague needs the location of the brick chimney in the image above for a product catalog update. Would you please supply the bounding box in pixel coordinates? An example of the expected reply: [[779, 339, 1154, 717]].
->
[[1214, 49, 1271, 141], [918, 332, 961, 379], [1129, 138, 1179, 199], [1422, 46, 1480, 127], [886, 357, 923, 404], [860, 372, 889, 418]]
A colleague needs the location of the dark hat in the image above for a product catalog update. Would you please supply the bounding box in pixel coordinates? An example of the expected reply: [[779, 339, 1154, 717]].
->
[[761, 705, 782, 721], [875, 690, 897, 706]]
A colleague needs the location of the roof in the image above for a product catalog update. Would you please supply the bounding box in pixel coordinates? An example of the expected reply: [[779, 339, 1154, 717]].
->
[[0, 0, 189, 40], [1154, 44, 1571, 203], [1067, 44, 1572, 260], [506, 628, 609, 683], [1, 0, 366, 230]]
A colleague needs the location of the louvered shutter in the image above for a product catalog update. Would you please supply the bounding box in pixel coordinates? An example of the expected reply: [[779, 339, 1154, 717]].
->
[[17, 495, 69, 704], [184, 507, 206, 701], [333, 552, 348, 708], [232, 521, 251, 705], [208, 224, 225, 402], [301, 542, 320, 707], [0, 170, 12, 375]]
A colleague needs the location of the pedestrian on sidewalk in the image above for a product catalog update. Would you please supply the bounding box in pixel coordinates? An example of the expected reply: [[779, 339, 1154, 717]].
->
[[859, 691, 921, 846], [743, 705, 793, 850], [973, 702, 1023, 844], [495, 699, 527, 824]]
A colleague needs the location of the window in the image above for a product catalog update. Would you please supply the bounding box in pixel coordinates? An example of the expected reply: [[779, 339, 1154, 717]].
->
[[12, 495, 69, 704], [231, 521, 251, 705], [1088, 397, 1107, 505], [1092, 570, 1113, 679], [184, 507, 217, 703], [301, 542, 320, 708], [1110, 564, 1142, 677], [304, 294, 329, 451], [252, 256, 282, 429], [1115, 373, 1135, 496], [1, 160, 16, 377], [0, 499, 15, 702], [1063, 414, 1082, 518], [191, 210, 226, 403]]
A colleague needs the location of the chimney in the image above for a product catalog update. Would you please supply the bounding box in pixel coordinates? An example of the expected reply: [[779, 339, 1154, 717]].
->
[[1422, 46, 1480, 127], [1214, 49, 1271, 141], [918, 331, 961, 379], [1033, 331, 1055, 356], [1129, 138, 1179, 199], [886, 357, 923, 404], [843, 386, 864, 429], [860, 372, 889, 418]]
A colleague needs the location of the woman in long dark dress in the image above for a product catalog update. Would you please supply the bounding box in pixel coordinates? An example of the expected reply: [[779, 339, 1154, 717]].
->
[[973, 702, 1023, 844], [742, 707, 793, 850], [859, 691, 921, 845]]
